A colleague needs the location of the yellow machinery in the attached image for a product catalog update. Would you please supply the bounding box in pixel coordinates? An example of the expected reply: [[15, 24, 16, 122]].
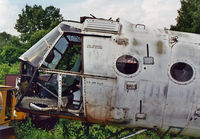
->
[[0, 85, 26, 139]]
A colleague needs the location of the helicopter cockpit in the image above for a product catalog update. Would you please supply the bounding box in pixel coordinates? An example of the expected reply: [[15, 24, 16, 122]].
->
[[17, 22, 84, 118]]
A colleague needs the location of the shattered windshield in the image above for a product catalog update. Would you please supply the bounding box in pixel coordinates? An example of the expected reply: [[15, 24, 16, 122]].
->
[[19, 23, 81, 68]]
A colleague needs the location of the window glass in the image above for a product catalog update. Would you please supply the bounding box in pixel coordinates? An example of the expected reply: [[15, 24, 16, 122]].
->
[[43, 50, 61, 69], [67, 35, 81, 43], [116, 55, 139, 74], [55, 36, 68, 54], [170, 62, 193, 82], [42, 34, 81, 71], [57, 44, 81, 71]]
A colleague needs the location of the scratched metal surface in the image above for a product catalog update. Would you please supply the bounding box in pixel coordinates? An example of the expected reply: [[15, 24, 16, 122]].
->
[[18, 17, 200, 137], [80, 18, 200, 136]]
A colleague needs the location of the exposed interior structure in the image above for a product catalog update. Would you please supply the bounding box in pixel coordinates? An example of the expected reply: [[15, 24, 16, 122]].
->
[[17, 23, 84, 118]]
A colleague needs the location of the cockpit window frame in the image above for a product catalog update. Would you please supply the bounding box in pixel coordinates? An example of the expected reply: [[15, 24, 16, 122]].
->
[[41, 32, 83, 72], [19, 23, 82, 68]]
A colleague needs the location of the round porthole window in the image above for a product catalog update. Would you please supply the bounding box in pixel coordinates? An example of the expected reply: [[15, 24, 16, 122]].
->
[[170, 62, 193, 82], [116, 55, 139, 75]]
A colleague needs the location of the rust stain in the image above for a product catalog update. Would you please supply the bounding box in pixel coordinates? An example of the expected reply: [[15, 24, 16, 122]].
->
[[17, 107, 87, 122], [116, 38, 129, 46], [86, 113, 107, 124], [132, 39, 138, 46], [86, 103, 110, 123], [157, 41, 163, 54], [86, 102, 127, 124], [164, 29, 169, 34]]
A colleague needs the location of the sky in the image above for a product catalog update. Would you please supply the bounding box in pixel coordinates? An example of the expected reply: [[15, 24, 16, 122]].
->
[[0, 0, 181, 36]]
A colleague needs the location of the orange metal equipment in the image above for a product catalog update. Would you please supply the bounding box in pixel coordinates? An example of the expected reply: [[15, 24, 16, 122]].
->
[[0, 85, 26, 126], [0, 85, 26, 139]]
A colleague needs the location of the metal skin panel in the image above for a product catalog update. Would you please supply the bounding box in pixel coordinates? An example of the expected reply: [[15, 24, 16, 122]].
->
[[183, 80, 200, 136], [83, 36, 117, 77], [82, 19, 200, 136], [135, 80, 168, 128], [17, 18, 200, 137], [84, 77, 120, 123]]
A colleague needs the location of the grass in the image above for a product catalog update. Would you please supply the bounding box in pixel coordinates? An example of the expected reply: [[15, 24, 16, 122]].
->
[[12, 118, 194, 139]]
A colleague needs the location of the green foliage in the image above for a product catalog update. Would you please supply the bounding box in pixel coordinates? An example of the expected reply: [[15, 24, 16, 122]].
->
[[0, 63, 19, 84], [0, 33, 23, 82], [0, 64, 10, 78], [28, 29, 49, 47], [0, 46, 25, 64], [171, 0, 200, 33], [15, 4, 63, 42], [55, 119, 87, 138], [0, 32, 17, 51], [13, 118, 52, 139], [57, 44, 81, 71], [12, 118, 194, 139], [0, 32, 12, 49], [0, 32, 26, 64], [13, 118, 64, 139]]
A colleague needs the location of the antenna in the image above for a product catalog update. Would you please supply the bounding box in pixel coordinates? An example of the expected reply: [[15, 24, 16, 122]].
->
[[90, 14, 96, 18]]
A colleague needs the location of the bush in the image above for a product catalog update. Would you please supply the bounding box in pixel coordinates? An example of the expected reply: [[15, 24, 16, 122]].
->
[[0, 63, 19, 84], [12, 118, 193, 139]]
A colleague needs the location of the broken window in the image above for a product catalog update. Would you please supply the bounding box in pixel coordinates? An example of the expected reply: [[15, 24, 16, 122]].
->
[[56, 35, 81, 71], [18, 33, 83, 117], [42, 34, 81, 71], [39, 34, 82, 111], [170, 62, 193, 82], [17, 22, 85, 119], [116, 55, 139, 74]]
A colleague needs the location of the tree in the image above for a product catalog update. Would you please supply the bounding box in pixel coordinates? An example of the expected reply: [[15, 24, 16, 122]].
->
[[28, 29, 49, 47], [0, 32, 25, 64], [0, 46, 26, 64], [0, 63, 19, 84], [0, 32, 12, 49], [15, 5, 63, 42], [171, 0, 200, 34]]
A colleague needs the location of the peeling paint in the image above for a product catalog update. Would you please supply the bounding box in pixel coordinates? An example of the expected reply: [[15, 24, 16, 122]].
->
[[116, 38, 129, 46]]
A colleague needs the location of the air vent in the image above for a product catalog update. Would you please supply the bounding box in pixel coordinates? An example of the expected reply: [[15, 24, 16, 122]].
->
[[83, 19, 121, 34]]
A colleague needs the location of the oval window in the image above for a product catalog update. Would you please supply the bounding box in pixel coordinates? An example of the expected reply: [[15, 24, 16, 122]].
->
[[116, 55, 139, 74], [170, 62, 193, 82]]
